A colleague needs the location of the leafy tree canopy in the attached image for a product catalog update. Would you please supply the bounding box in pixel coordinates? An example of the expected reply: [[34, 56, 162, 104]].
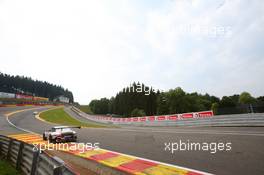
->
[[239, 92, 256, 104], [0, 72, 74, 102]]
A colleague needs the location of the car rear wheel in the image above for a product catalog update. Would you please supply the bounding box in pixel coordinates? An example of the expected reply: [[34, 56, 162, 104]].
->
[[49, 135, 54, 143], [56, 137, 62, 143], [43, 134, 47, 140]]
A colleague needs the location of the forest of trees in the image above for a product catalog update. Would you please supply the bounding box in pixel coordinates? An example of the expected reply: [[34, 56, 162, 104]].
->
[[0, 72, 74, 102], [89, 83, 158, 116], [88, 82, 264, 116]]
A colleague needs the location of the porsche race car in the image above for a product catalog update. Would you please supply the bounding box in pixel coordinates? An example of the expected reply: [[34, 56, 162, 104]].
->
[[43, 126, 81, 143]]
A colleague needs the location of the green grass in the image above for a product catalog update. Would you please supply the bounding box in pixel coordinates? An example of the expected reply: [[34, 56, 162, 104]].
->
[[78, 105, 93, 114], [0, 159, 20, 175], [39, 107, 107, 128]]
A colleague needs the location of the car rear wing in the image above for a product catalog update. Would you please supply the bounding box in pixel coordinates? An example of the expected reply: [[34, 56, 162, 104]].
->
[[44, 126, 81, 132], [69, 126, 81, 129], [54, 126, 81, 129]]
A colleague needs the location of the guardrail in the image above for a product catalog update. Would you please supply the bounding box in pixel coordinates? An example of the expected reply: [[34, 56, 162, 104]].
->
[[71, 107, 264, 127], [71, 107, 213, 122], [0, 135, 77, 175]]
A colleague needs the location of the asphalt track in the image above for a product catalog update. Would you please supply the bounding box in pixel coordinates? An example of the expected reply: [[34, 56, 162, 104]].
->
[[1, 107, 264, 175]]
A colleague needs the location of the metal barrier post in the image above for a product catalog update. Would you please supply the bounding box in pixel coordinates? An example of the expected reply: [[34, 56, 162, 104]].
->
[[0, 138, 2, 156], [7, 138, 13, 159], [53, 156, 65, 175], [250, 104, 254, 113], [53, 166, 63, 175], [30, 150, 39, 175], [16, 142, 24, 170]]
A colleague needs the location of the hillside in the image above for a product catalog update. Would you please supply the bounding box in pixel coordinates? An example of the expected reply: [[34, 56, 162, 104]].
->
[[0, 72, 74, 102]]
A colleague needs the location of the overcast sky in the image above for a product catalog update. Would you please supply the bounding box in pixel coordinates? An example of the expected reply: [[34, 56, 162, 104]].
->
[[1, 0, 263, 104]]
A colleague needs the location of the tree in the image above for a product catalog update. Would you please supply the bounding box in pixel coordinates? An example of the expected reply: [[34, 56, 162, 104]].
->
[[239, 92, 255, 104], [89, 98, 110, 114], [229, 94, 239, 105], [106, 82, 158, 116], [130, 108, 146, 117], [0, 72, 74, 102], [257, 96, 264, 102], [219, 96, 236, 108], [167, 87, 187, 114], [211, 102, 219, 115], [87, 82, 262, 117], [157, 92, 169, 115]]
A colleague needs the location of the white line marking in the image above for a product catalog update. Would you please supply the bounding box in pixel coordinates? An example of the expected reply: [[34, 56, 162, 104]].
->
[[5, 107, 46, 135]]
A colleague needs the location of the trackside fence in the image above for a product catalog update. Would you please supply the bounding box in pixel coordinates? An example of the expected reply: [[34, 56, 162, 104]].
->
[[71, 106, 264, 127], [0, 135, 76, 175]]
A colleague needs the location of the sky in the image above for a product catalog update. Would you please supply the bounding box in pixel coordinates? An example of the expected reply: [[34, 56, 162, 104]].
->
[[0, 0, 263, 104]]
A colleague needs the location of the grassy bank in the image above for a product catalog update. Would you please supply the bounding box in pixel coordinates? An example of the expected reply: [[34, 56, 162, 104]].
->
[[39, 107, 106, 128], [78, 105, 93, 114], [0, 159, 20, 175]]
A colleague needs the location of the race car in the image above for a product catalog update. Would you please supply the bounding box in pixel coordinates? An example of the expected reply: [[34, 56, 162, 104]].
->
[[43, 126, 81, 143]]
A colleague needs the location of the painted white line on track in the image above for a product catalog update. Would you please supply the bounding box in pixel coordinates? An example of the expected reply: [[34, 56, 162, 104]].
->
[[6, 115, 38, 134], [5, 107, 49, 136]]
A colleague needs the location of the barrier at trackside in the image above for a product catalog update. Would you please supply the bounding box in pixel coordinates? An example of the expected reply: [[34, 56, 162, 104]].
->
[[71, 106, 213, 123], [0, 91, 49, 101], [7, 133, 211, 175], [71, 107, 264, 127], [0, 135, 76, 175], [95, 111, 213, 123], [0, 104, 62, 107]]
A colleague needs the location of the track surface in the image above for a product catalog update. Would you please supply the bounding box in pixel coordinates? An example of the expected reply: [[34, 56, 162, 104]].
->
[[1, 107, 264, 175]]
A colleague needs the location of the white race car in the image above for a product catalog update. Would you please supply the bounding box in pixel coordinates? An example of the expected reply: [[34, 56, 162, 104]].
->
[[43, 126, 81, 143]]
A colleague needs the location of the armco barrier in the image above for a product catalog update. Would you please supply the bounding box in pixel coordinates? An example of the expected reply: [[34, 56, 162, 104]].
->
[[8, 133, 211, 175], [0, 104, 63, 107], [0, 135, 76, 175], [71, 106, 213, 124], [71, 107, 264, 127]]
